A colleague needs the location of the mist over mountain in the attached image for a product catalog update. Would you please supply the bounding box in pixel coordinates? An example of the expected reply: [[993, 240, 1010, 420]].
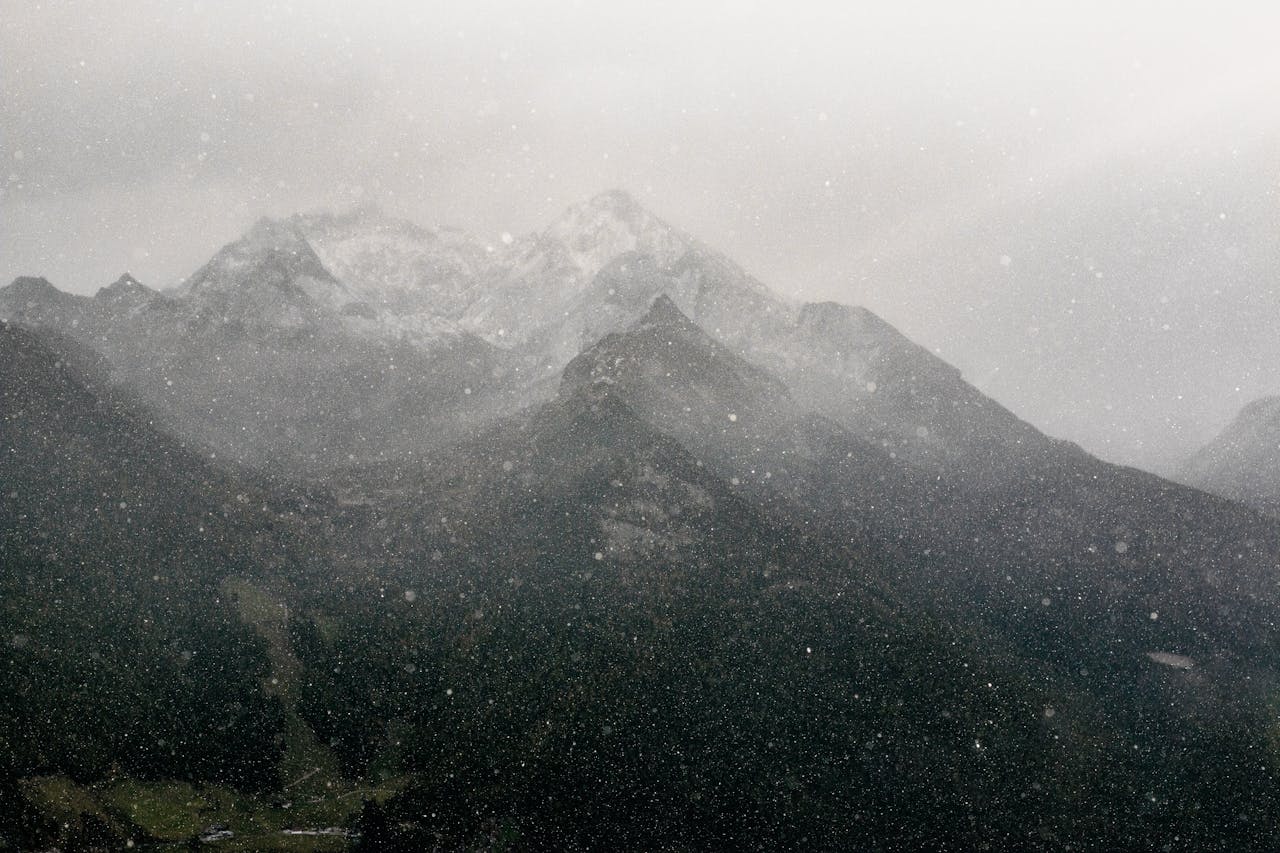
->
[[5, 184, 1280, 850], [1179, 396, 1280, 517], [7, 2, 1278, 474], [0, 191, 1051, 476], [6, 2, 1280, 848]]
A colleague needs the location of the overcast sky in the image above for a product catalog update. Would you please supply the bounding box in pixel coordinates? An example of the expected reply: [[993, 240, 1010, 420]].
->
[[3, 1, 1278, 470]]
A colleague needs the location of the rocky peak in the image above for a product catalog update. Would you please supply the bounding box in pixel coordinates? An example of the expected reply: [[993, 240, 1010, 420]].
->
[[635, 293, 702, 334], [95, 272, 155, 303], [542, 189, 691, 278], [183, 216, 338, 298], [561, 294, 788, 413]]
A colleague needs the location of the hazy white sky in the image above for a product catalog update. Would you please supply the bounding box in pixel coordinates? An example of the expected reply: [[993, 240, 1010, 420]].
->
[[3, 1, 1278, 469]]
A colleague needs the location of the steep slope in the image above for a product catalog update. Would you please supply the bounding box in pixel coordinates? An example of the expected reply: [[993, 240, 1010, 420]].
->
[[461, 190, 791, 366], [540, 298, 1280, 669], [0, 321, 291, 842], [183, 216, 352, 332], [756, 300, 1052, 482], [296, 372, 1138, 851], [305, 310, 1280, 850], [296, 207, 493, 320], [558, 295, 936, 541], [1, 264, 520, 472], [1179, 395, 1280, 517], [465, 191, 1051, 485]]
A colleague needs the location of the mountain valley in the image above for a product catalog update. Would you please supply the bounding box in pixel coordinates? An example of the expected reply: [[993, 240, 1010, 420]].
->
[[4, 192, 1280, 850]]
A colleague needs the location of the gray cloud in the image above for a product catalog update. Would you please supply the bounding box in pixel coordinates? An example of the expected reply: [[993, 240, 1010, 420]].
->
[[2, 0, 1278, 469]]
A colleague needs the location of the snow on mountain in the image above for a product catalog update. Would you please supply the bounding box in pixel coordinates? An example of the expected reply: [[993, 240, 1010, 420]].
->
[[180, 216, 352, 333], [295, 207, 492, 317], [461, 190, 796, 377], [460, 189, 705, 348], [1, 189, 1053, 475], [541, 187, 690, 275], [177, 212, 479, 348]]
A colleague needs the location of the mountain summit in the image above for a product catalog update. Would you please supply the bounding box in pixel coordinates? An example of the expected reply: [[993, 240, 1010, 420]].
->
[[542, 188, 689, 276], [9, 190, 1280, 850], [0, 191, 1049, 476], [95, 272, 160, 307]]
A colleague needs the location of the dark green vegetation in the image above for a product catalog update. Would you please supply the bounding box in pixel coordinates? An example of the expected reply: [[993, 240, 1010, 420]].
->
[[6, 296, 1280, 852], [298, 318, 1280, 850], [0, 323, 373, 848]]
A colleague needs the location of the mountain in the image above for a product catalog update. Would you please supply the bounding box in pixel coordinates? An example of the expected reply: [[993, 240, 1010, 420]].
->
[[296, 336, 1107, 850], [509, 192, 1054, 486], [296, 207, 492, 320], [557, 295, 936, 541], [302, 299, 1280, 850], [0, 320, 293, 844], [94, 271, 156, 306], [459, 190, 1046, 485], [0, 190, 1057, 481], [459, 189, 697, 352], [494, 299, 1280, 672], [9, 184, 1280, 847], [182, 216, 351, 333], [1178, 396, 1280, 517], [1, 245, 522, 472], [757, 299, 1052, 483], [10, 193, 1280, 672]]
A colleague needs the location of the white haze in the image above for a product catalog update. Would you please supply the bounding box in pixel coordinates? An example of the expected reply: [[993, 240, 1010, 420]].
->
[[2, 0, 1278, 471]]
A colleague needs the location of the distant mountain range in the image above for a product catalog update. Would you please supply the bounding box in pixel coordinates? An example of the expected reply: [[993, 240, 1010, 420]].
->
[[0, 190, 1049, 477], [5, 191, 1280, 850], [1179, 395, 1280, 517]]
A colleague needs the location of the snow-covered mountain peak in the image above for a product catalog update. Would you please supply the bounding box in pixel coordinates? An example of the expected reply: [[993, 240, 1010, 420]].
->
[[185, 216, 332, 295], [542, 188, 691, 279], [174, 216, 358, 334], [295, 206, 492, 317]]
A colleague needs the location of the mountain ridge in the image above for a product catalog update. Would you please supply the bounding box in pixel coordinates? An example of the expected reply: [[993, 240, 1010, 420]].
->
[[1179, 394, 1280, 517], [9, 195, 1280, 848], [0, 189, 1247, 498]]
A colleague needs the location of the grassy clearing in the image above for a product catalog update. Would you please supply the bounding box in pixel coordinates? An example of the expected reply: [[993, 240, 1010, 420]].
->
[[21, 773, 402, 850], [17, 579, 410, 850]]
